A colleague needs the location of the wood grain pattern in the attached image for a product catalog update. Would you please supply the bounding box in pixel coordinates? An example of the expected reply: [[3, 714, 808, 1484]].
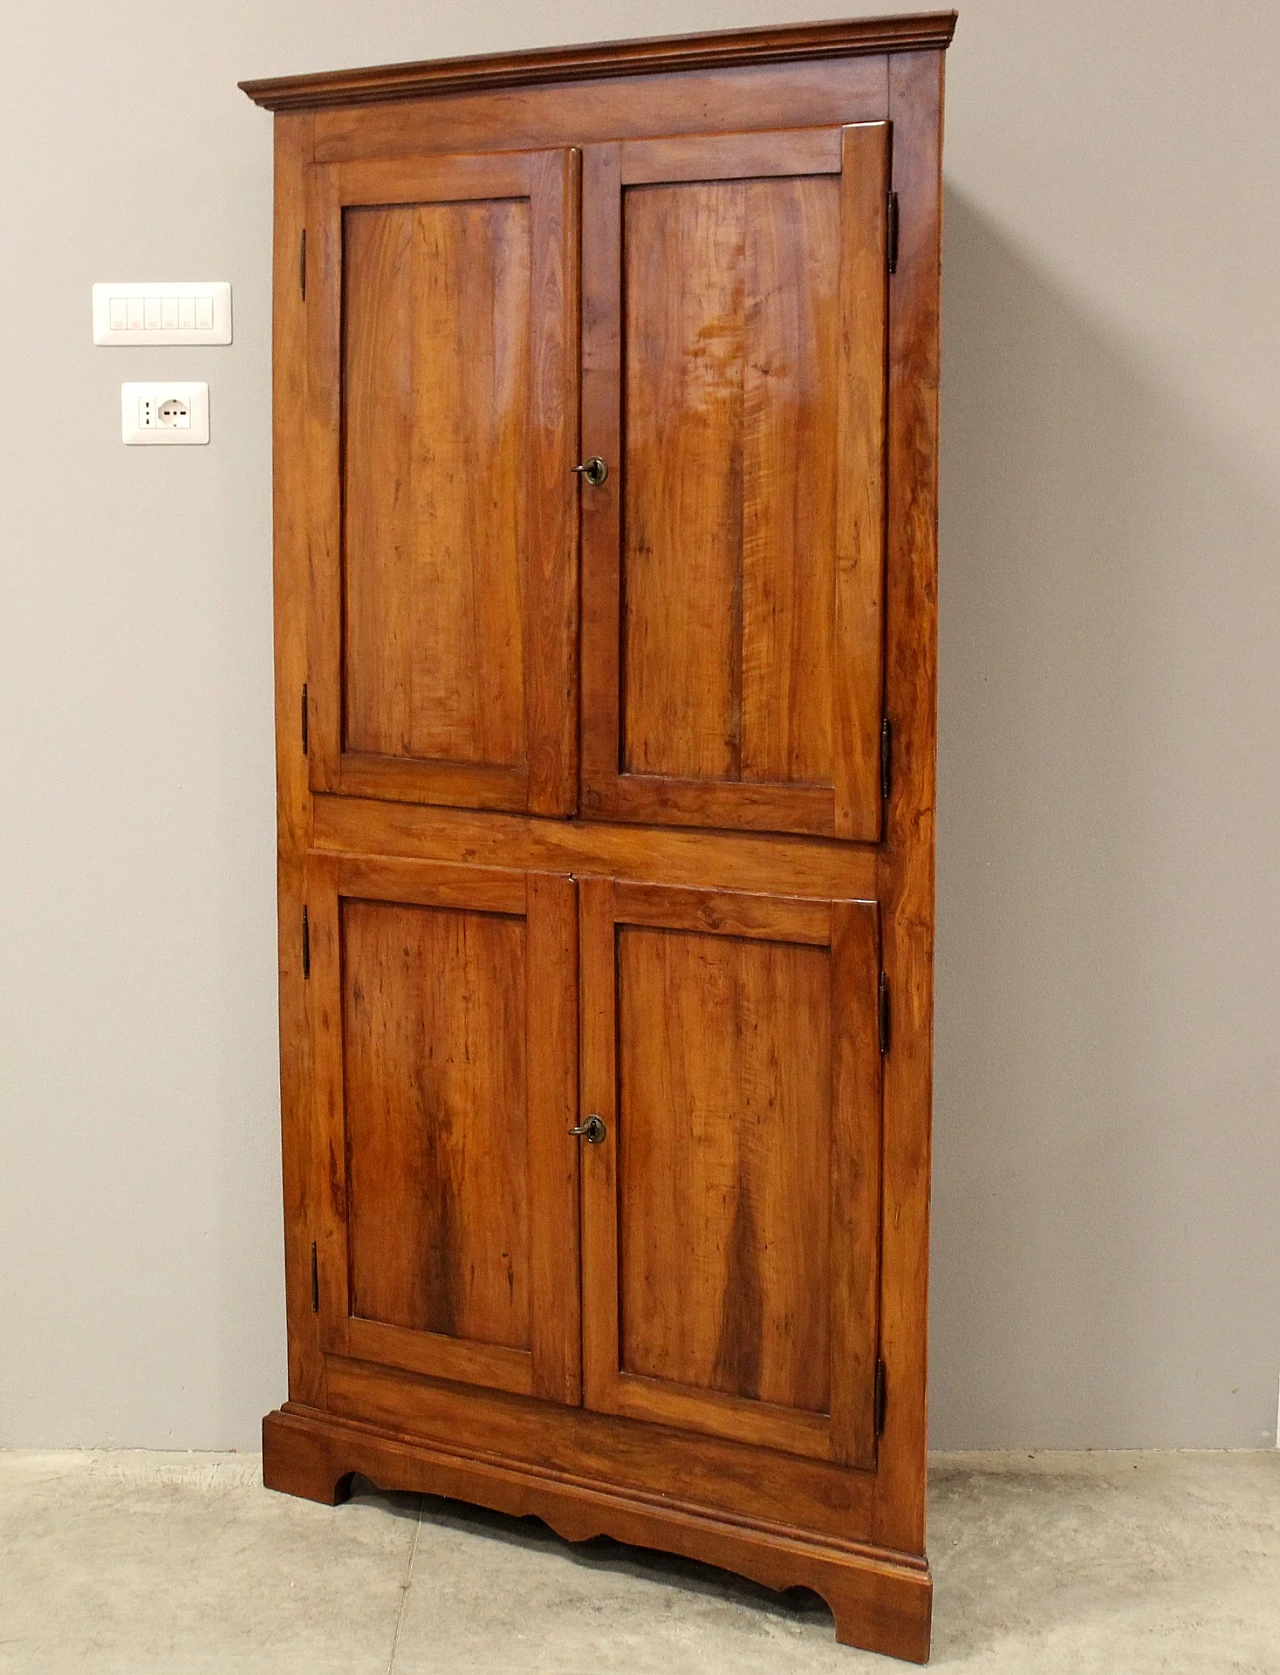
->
[[616, 926, 833, 1414], [239, 13, 956, 109], [872, 48, 945, 1561], [342, 195, 530, 768], [312, 795, 881, 903], [525, 148, 581, 814], [834, 122, 890, 837], [577, 877, 620, 1417], [580, 880, 882, 1467], [341, 897, 530, 1348], [828, 899, 884, 1467], [524, 872, 581, 1402], [582, 126, 889, 839], [741, 174, 839, 787], [271, 109, 322, 1410], [620, 126, 841, 185], [578, 139, 626, 805], [321, 1354, 875, 1542], [306, 855, 579, 1402], [263, 1406, 932, 1660], [623, 179, 744, 780], [306, 148, 578, 816], [310, 59, 889, 166], [610, 880, 832, 943]]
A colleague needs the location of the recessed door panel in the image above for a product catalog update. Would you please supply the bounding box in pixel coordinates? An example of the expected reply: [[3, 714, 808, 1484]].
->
[[581, 125, 889, 838], [306, 149, 579, 815], [579, 878, 883, 1466], [342, 897, 530, 1350], [307, 855, 580, 1403], [342, 198, 531, 772], [622, 175, 839, 789], [617, 924, 833, 1414]]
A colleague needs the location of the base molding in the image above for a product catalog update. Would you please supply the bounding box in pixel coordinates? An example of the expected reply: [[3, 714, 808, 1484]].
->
[[262, 1405, 932, 1662]]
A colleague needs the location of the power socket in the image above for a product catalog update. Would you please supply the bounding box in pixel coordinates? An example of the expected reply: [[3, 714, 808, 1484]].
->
[[121, 382, 209, 445], [145, 395, 190, 430]]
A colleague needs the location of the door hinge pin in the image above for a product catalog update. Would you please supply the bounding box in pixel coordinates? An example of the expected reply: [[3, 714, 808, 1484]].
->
[[302, 906, 310, 979], [881, 716, 892, 802], [301, 683, 309, 755], [878, 972, 890, 1055], [877, 716, 891, 800], [310, 1241, 319, 1313], [874, 1358, 888, 1436], [299, 229, 307, 300], [887, 191, 899, 274]]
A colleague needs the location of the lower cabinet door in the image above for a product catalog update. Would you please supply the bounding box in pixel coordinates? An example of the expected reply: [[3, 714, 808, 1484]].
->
[[579, 878, 883, 1467], [306, 853, 580, 1404]]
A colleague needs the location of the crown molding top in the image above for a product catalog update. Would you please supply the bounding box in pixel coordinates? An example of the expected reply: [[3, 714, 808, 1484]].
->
[[239, 12, 957, 112]]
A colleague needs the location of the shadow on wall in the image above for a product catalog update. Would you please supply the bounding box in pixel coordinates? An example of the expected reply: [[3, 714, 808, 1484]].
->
[[930, 188, 1280, 1450]]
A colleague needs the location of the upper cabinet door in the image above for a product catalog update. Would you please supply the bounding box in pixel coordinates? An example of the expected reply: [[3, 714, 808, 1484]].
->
[[581, 125, 890, 840], [305, 149, 580, 814]]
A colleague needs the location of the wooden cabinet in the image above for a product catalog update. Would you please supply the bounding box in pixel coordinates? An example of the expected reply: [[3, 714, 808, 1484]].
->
[[242, 13, 953, 1663]]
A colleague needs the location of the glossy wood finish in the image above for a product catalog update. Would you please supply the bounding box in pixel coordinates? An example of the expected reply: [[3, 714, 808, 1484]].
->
[[306, 854, 580, 1403], [579, 880, 882, 1467], [873, 46, 945, 1559], [271, 110, 324, 1411], [250, 20, 950, 1663], [310, 60, 890, 165], [306, 148, 578, 814], [267, 1403, 933, 1663], [263, 1405, 931, 1661], [312, 796, 881, 902], [342, 197, 530, 768], [239, 12, 956, 110], [580, 124, 888, 838]]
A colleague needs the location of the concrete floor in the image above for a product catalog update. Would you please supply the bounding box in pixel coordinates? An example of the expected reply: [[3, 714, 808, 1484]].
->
[[0, 1450, 1275, 1673]]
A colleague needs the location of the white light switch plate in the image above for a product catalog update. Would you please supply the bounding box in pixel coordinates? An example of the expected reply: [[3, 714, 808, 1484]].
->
[[94, 282, 232, 346], [121, 382, 210, 445]]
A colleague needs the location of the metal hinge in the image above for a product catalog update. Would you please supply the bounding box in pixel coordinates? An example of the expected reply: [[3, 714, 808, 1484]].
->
[[301, 683, 309, 755], [874, 1358, 888, 1436], [878, 972, 890, 1055], [302, 906, 311, 979], [310, 1241, 319, 1313], [300, 229, 307, 300], [881, 716, 892, 802], [887, 192, 899, 274]]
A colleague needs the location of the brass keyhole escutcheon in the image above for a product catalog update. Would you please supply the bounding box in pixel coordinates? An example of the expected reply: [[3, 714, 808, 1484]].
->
[[568, 1114, 607, 1144], [572, 455, 609, 487]]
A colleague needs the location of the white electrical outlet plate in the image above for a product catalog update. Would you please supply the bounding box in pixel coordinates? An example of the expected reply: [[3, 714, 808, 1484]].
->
[[94, 282, 232, 346], [121, 382, 210, 445]]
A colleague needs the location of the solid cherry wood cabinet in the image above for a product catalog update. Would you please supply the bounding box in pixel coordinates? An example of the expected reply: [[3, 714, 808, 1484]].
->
[[243, 13, 953, 1663]]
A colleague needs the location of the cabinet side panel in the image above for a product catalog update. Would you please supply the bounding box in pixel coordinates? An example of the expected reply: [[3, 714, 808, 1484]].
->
[[273, 109, 322, 1407], [874, 47, 944, 1556]]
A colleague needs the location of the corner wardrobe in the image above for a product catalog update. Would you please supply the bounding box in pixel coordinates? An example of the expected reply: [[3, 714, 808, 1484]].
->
[[241, 13, 952, 1662]]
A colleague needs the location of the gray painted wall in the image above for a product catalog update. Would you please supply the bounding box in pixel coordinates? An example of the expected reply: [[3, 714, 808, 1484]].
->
[[1, 0, 1276, 1452]]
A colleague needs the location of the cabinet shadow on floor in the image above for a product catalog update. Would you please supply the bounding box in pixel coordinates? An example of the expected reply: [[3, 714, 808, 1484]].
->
[[348, 1474, 835, 1629]]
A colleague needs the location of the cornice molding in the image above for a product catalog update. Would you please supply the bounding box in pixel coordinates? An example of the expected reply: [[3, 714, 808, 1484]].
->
[[240, 12, 957, 112]]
